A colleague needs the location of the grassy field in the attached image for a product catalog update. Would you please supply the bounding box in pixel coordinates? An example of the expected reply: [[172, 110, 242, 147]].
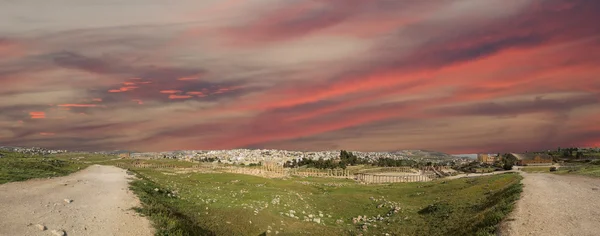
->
[[521, 162, 600, 177], [0, 154, 524, 235], [128, 166, 522, 236], [0, 151, 114, 184], [556, 165, 600, 177]]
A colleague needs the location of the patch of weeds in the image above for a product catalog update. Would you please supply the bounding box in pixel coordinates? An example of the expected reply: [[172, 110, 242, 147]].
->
[[129, 172, 215, 236], [0, 154, 88, 184]]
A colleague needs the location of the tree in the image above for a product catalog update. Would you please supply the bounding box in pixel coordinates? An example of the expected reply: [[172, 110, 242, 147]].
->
[[501, 154, 517, 170]]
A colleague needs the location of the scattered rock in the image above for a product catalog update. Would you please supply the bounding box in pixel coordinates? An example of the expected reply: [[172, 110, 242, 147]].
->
[[64, 199, 73, 203], [154, 188, 159, 192], [313, 218, 321, 224], [35, 224, 46, 231], [362, 224, 368, 230], [51, 229, 66, 236], [592, 188, 598, 191]]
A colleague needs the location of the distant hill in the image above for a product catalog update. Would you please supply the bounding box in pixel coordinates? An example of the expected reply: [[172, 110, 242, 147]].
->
[[452, 154, 477, 159]]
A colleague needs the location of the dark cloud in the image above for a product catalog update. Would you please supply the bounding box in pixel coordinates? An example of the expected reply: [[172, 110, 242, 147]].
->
[[431, 94, 599, 117], [52, 51, 124, 74]]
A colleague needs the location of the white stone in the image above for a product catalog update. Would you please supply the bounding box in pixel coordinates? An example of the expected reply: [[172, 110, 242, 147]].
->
[[51, 229, 66, 236], [35, 224, 46, 231]]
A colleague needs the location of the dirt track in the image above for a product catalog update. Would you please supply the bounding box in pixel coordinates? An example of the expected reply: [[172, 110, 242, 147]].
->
[[500, 172, 600, 236], [0, 165, 154, 236]]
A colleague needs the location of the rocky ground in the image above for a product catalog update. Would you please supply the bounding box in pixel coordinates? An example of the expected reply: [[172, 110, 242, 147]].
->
[[500, 172, 600, 236], [0, 165, 154, 236]]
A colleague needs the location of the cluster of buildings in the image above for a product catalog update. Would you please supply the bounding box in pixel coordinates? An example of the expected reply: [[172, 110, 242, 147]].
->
[[0, 146, 68, 156], [121, 149, 470, 166], [477, 153, 553, 166]]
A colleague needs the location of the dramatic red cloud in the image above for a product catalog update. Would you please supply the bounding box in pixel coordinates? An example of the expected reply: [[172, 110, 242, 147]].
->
[[108, 86, 138, 93], [3, 0, 599, 153], [57, 104, 98, 107], [178, 77, 199, 81], [186, 91, 206, 97], [169, 95, 192, 99], [29, 112, 46, 119], [160, 90, 182, 94], [208, 99, 440, 149]]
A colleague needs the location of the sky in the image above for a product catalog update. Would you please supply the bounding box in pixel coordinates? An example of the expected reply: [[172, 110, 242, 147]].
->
[[0, 0, 599, 154]]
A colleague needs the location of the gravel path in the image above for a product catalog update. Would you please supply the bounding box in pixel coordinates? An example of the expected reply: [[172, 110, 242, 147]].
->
[[0, 165, 154, 236], [500, 172, 600, 236]]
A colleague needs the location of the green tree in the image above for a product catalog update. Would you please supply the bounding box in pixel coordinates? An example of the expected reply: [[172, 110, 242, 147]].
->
[[501, 154, 517, 170]]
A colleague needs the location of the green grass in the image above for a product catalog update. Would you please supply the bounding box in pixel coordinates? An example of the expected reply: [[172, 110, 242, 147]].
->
[[127, 166, 523, 236], [521, 162, 600, 177], [0, 151, 115, 184], [0, 152, 85, 184], [555, 165, 600, 177]]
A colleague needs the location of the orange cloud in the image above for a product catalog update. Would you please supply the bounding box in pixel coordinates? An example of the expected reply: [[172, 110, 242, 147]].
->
[[121, 86, 138, 91], [29, 112, 46, 119], [132, 99, 143, 105], [178, 77, 199, 81], [92, 98, 103, 102], [169, 95, 193, 99], [57, 104, 98, 107], [186, 91, 206, 97], [160, 90, 182, 94], [39, 132, 55, 136]]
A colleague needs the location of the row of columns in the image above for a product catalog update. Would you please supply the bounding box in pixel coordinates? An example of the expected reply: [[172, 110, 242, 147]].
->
[[356, 174, 434, 183]]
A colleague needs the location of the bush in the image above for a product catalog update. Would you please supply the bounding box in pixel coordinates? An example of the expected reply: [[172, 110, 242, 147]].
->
[[549, 166, 557, 172], [590, 160, 600, 165]]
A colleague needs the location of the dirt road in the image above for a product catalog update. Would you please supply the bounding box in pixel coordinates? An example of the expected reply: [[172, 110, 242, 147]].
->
[[0, 165, 154, 236], [446, 170, 515, 180], [500, 172, 600, 236]]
